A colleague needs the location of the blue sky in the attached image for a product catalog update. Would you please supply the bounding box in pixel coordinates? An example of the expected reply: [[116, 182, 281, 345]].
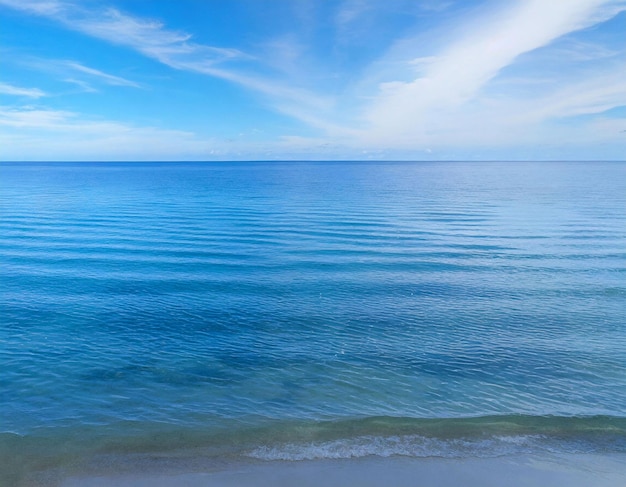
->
[[0, 0, 625, 161]]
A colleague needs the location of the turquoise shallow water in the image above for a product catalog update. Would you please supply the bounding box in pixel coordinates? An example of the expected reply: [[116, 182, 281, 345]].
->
[[1, 161, 625, 482]]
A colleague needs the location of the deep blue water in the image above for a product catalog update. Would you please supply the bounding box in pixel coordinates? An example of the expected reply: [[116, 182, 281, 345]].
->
[[1, 161, 625, 481]]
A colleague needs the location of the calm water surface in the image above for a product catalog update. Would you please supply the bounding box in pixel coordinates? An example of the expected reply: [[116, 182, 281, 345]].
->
[[1, 161, 625, 482]]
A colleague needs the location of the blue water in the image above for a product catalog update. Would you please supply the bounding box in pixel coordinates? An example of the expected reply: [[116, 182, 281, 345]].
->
[[1, 161, 626, 482]]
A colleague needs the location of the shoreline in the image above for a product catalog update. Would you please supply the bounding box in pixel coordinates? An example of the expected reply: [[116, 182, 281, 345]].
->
[[41, 452, 626, 487], [8, 414, 626, 486]]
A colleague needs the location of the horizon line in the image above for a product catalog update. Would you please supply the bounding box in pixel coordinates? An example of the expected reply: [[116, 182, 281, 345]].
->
[[2, 159, 626, 164]]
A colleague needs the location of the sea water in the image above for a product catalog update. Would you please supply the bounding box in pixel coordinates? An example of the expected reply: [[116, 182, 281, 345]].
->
[[1, 161, 625, 483]]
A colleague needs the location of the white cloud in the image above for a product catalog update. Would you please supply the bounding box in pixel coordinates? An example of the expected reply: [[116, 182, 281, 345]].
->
[[0, 106, 70, 129], [547, 39, 623, 63], [20, 57, 141, 92], [0, 0, 243, 68], [350, 67, 626, 151], [62, 61, 140, 88], [0, 105, 215, 160], [62, 78, 98, 93], [335, 0, 373, 27], [0, 0, 335, 129], [77, 7, 243, 68], [72, 10, 337, 129], [520, 69, 626, 120], [1, 0, 624, 159], [0, 0, 62, 16], [360, 0, 626, 144], [0, 81, 46, 98]]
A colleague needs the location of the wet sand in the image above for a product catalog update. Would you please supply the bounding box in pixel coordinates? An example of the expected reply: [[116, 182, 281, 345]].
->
[[60, 453, 626, 487]]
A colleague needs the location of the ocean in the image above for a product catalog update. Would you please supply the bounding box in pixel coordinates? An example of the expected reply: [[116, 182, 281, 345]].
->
[[1, 161, 625, 485]]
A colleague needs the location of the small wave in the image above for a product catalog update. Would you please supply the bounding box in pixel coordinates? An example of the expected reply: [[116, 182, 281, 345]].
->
[[247, 434, 546, 461], [246, 415, 626, 461]]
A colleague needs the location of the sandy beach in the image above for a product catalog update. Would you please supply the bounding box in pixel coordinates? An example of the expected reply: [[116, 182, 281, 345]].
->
[[57, 453, 626, 487]]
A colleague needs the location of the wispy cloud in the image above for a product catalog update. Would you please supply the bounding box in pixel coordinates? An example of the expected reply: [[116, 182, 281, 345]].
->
[[0, 105, 73, 129], [0, 81, 46, 98], [61, 78, 98, 93], [0, 0, 334, 127], [515, 68, 626, 121], [0, 0, 243, 68], [1, 0, 624, 159], [0, 0, 63, 16], [62, 61, 140, 87], [0, 104, 353, 161], [547, 38, 623, 63], [335, 0, 373, 27], [74, 7, 244, 69], [0, 104, 213, 160], [66, 7, 338, 128], [360, 0, 626, 143], [21, 57, 141, 92]]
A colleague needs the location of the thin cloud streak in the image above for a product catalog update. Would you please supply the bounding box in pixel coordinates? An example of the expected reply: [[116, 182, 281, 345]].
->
[[0, 81, 46, 98], [63, 61, 140, 87], [22, 57, 141, 90], [0, 0, 243, 67]]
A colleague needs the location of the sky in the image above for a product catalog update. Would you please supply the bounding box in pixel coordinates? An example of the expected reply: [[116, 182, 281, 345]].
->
[[0, 0, 625, 161]]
